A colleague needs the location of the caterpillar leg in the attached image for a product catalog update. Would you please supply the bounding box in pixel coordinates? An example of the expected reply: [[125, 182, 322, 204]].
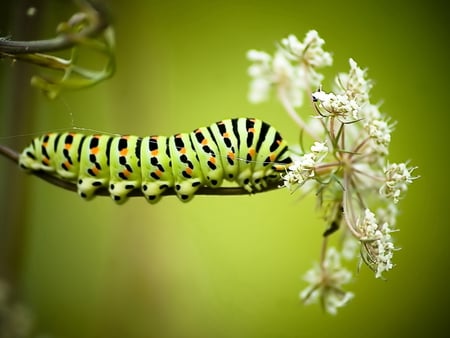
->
[[141, 181, 170, 204], [173, 179, 203, 202], [77, 177, 109, 200], [236, 169, 256, 192], [108, 136, 142, 204], [252, 170, 282, 190], [236, 168, 281, 192]]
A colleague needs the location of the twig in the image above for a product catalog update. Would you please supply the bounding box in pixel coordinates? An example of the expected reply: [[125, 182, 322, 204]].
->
[[0, 0, 110, 55], [0, 144, 283, 198], [0, 1, 115, 98]]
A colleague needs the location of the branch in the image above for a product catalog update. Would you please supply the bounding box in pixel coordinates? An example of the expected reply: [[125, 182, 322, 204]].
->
[[0, 144, 283, 198], [0, 1, 115, 98], [0, 1, 110, 54]]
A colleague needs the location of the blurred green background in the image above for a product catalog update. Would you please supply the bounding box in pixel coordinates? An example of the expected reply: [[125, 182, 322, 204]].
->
[[0, 1, 447, 337]]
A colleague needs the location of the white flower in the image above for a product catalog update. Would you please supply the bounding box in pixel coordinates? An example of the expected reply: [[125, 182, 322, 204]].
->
[[380, 162, 417, 203], [364, 118, 393, 155], [311, 141, 328, 155], [312, 89, 360, 120], [358, 209, 396, 278], [300, 248, 354, 315], [359, 209, 380, 239], [247, 30, 332, 107], [248, 77, 272, 103], [281, 31, 333, 69], [273, 51, 304, 106], [247, 49, 271, 63], [247, 50, 273, 103], [280, 34, 304, 59], [280, 31, 333, 93], [281, 141, 328, 191], [281, 153, 316, 190], [335, 58, 372, 104]]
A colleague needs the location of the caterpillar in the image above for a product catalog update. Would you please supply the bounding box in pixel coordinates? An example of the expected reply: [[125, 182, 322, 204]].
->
[[19, 118, 292, 204]]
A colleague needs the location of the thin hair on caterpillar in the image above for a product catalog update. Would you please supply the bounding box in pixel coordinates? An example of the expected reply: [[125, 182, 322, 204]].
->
[[18, 118, 292, 204], [70, 126, 122, 137], [0, 127, 82, 142]]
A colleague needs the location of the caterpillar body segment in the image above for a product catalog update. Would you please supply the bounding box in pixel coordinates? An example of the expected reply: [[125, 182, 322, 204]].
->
[[140, 135, 173, 204], [168, 133, 205, 202], [54, 132, 84, 180], [19, 118, 292, 203], [77, 135, 112, 200], [208, 119, 240, 183], [108, 135, 142, 203], [190, 126, 225, 189]]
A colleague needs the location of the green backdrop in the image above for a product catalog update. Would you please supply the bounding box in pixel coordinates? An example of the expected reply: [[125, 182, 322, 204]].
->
[[0, 1, 447, 337]]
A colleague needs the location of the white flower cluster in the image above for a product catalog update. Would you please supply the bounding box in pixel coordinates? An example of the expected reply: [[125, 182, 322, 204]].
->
[[358, 209, 396, 278], [335, 58, 372, 104], [246, 31, 418, 314], [281, 142, 328, 191], [335, 59, 396, 156], [364, 118, 393, 155], [380, 162, 417, 203], [246, 50, 273, 104], [247, 30, 332, 107], [281, 32, 333, 66], [312, 90, 361, 120], [281, 31, 333, 87], [300, 248, 354, 315]]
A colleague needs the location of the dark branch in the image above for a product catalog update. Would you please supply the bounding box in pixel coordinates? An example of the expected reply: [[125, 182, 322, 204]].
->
[[0, 144, 283, 198], [0, 1, 110, 55]]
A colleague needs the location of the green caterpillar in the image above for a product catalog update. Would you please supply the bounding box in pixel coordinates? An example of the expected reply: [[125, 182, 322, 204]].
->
[[19, 118, 292, 203]]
